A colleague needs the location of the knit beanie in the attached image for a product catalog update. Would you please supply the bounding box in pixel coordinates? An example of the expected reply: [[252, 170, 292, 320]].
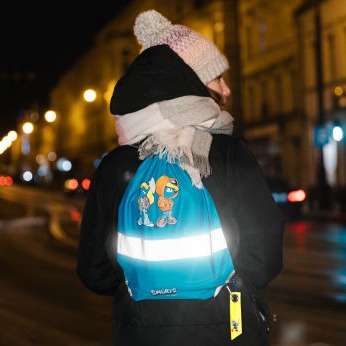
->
[[134, 10, 229, 85]]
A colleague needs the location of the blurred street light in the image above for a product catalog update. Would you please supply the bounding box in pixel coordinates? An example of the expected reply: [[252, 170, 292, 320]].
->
[[0, 130, 18, 155], [56, 157, 72, 172], [83, 89, 97, 102], [8, 131, 18, 141], [332, 123, 343, 142], [22, 122, 34, 134], [44, 110, 57, 123]]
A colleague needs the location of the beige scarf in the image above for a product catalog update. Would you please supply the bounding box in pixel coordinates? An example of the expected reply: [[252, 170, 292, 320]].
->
[[114, 95, 234, 188]]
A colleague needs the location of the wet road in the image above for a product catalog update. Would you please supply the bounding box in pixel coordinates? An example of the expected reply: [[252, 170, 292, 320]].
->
[[0, 185, 345, 345], [0, 199, 113, 346], [264, 220, 346, 346]]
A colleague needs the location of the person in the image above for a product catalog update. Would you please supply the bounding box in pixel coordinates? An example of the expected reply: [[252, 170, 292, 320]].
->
[[76, 9, 285, 346]]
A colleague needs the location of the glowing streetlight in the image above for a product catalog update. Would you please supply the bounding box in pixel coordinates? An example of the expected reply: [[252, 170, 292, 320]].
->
[[45, 110, 57, 123], [83, 89, 97, 102], [334, 86, 344, 97], [8, 130, 17, 141], [48, 151, 57, 161], [22, 122, 34, 134], [1, 136, 11, 147]]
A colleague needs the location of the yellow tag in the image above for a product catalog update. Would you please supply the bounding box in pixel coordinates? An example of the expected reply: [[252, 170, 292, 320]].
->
[[230, 292, 242, 340]]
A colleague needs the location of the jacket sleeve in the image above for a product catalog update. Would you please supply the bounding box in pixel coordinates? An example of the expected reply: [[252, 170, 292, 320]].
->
[[231, 139, 286, 289], [76, 161, 123, 296]]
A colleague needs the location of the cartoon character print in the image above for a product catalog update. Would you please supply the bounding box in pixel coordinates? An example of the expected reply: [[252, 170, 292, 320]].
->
[[155, 175, 179, 228], [137, 177, 156, 227], [231, 319, 239, 332]]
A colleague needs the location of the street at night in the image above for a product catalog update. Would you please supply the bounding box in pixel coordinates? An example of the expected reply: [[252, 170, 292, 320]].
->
[[0, 186, 113, 345], [0, 185, 345, 345], [264, 219, 346, 346], [1, 1, 346, 345]]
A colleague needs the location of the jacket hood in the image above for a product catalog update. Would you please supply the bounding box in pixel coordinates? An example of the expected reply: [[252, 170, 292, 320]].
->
[[110, 44, 210, 115]]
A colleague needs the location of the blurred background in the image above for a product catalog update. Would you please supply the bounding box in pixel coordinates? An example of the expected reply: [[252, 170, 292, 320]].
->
[[1, 0, 346, 213], [0, 0, 346, 345]]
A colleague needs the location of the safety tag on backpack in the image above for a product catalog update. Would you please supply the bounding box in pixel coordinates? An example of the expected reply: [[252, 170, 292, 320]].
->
[[229, 292, 242, 339]]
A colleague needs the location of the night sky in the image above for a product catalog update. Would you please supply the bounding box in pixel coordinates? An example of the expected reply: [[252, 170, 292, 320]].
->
[[0, 1, 130, 137]]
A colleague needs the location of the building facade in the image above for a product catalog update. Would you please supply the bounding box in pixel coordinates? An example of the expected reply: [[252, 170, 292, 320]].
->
[[12, 0, 346, 207], [238, 0, 346, 207]]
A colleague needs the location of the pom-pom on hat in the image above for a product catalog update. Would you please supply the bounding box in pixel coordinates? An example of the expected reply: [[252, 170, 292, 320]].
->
[[134, 10, 229, 85]]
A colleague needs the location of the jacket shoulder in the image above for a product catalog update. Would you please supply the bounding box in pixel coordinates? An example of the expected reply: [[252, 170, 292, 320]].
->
[[101, 145, 139, 165], [209, 134, 244, 159]]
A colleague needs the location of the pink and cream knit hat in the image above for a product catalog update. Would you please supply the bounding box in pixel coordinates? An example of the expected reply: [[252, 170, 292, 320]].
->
[[134, 9, 229, 85]]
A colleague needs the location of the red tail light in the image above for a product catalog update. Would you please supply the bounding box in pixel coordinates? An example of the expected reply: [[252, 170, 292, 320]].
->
[[64, 178, 79, 191], [288, 189, 306, 203], [5, 176, 13, 186], [81, 178, 91, 191], [0, 175, 13, 186]]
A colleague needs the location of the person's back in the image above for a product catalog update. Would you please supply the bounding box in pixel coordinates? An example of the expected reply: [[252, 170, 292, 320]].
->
[[76, 9, 285, 346]]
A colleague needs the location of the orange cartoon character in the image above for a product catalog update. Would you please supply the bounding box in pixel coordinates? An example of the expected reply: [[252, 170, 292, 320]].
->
[[155, 175, 179, 228]]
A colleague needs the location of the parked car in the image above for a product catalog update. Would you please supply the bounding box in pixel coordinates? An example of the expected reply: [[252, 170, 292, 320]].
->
[[266, 177, 307, 221]]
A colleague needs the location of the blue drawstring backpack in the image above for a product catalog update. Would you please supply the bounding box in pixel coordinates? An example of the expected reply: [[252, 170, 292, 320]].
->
[[117, 155, 234, 301]]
